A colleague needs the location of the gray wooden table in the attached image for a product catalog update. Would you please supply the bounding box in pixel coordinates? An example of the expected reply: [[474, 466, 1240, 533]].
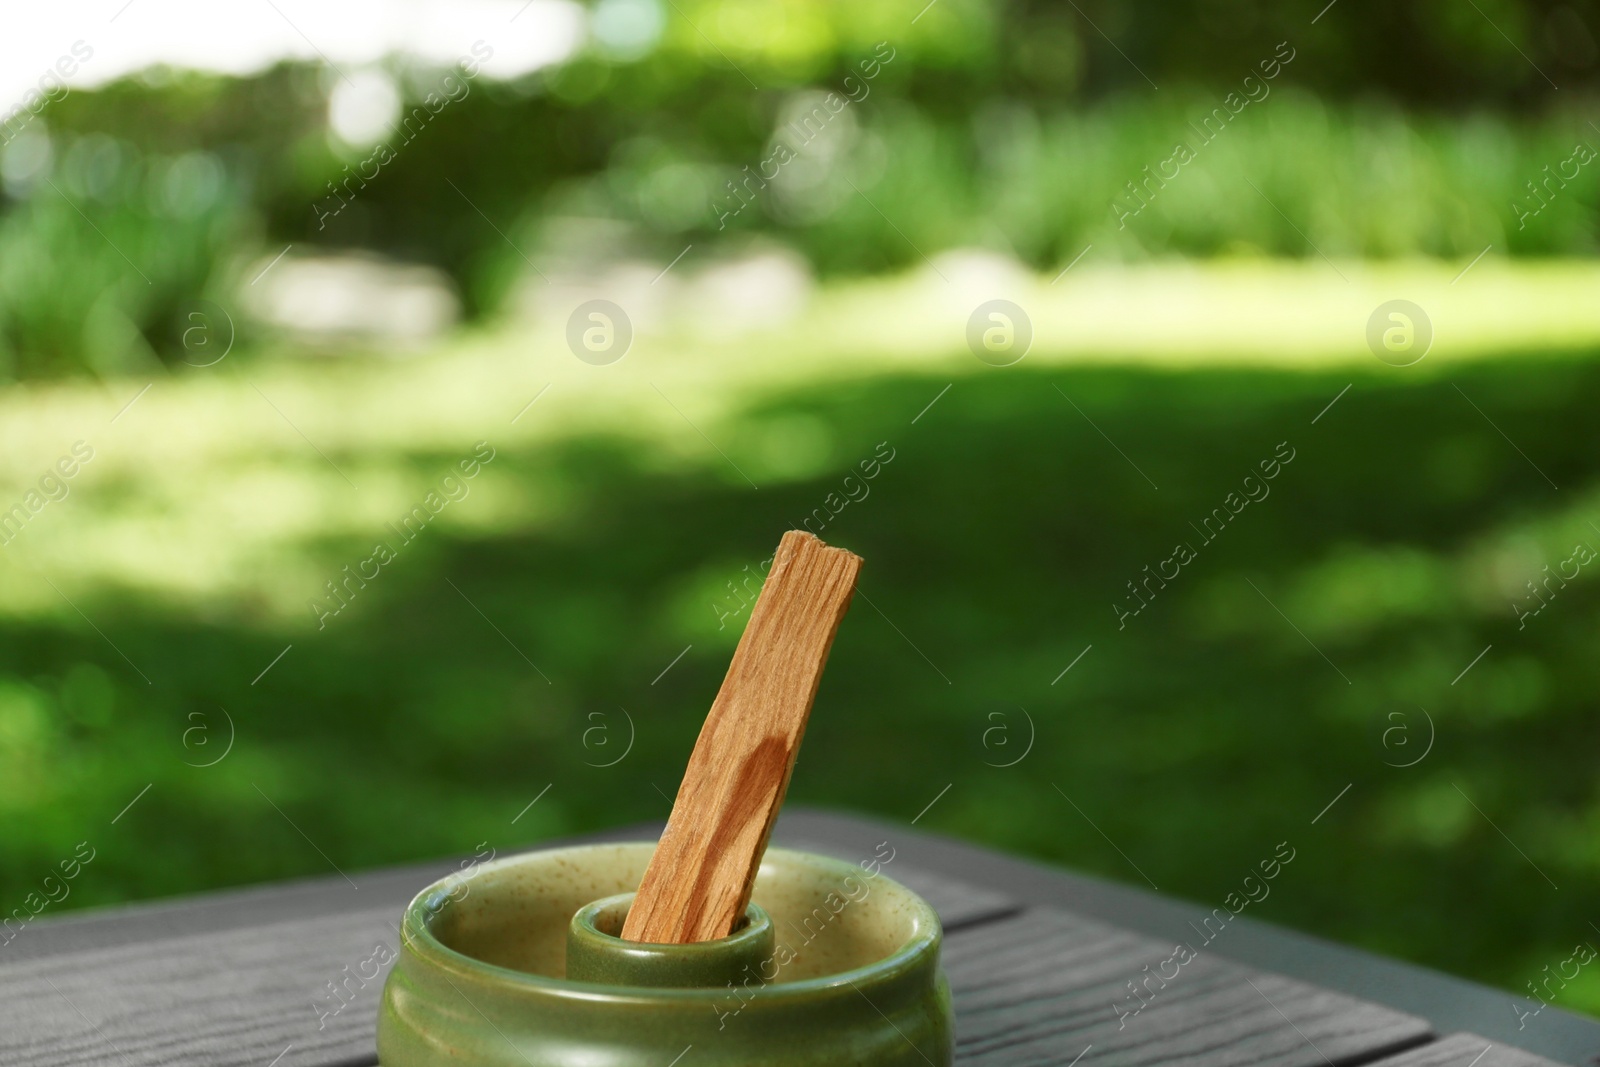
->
[[4, 808, 1596, 1066]]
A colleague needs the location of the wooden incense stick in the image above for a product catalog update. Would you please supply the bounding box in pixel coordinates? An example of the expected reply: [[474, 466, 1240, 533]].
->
[[621, 530, 863, 944]]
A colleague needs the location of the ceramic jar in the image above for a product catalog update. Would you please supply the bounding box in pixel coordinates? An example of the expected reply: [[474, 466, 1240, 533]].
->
[[378, 842, 952, 1066]]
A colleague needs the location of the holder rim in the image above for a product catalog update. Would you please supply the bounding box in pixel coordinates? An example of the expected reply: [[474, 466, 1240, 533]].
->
[[399, 844, 941, 1003], [566, 892, 775, 988]]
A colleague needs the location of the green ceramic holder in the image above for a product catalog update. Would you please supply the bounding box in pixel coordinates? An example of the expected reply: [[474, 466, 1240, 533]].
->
[[377, 842, 953, 1066]]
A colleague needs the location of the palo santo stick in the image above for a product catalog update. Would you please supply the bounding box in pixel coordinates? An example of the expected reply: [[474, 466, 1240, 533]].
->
[[622, 530, 863, 944]]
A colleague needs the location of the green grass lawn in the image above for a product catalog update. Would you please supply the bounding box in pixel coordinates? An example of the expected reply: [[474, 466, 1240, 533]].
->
[[2, 260, 1597, 1018]]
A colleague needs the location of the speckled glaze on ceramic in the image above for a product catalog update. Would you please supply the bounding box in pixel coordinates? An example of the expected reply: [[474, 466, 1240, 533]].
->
[[377, 843, 952, 1067]]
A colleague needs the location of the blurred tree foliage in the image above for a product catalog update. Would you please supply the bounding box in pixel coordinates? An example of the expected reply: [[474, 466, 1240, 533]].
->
[[0, 0, 1597, 376]]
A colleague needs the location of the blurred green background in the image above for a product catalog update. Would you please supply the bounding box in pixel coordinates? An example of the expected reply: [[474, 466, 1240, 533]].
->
[[2, 0, 1598, 1021]]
